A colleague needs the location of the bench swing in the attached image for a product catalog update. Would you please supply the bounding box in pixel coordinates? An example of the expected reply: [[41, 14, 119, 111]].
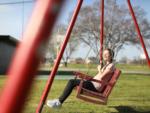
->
[[73, 69, 121, 105], [73, 0, 121, 105], [73, 40, 121, 105]]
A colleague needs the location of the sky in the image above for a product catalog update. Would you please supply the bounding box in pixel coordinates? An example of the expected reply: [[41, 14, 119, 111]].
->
[[0, 0, 150, 61]]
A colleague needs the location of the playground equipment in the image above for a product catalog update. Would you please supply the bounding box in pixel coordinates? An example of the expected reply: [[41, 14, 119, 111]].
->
[[37, 0, 150, 112], [74, 69, 121, 104], [0, 0, 149, 113], [73, 0, 121, 105]]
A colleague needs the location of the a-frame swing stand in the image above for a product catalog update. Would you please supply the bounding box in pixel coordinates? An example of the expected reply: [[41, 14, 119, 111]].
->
[[37, 0, 150, 112]]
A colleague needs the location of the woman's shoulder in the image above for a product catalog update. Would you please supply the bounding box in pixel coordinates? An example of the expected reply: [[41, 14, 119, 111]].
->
[[108, 62, 115, 67], [106, 63, 115, 71]]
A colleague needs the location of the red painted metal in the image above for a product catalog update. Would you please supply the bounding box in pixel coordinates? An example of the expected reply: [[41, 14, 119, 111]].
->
[[0, 0, 64, 113], [127, 0, 150, 68], [100, 0, 104, 64], [74, 69, 121, 105], [36, 0, 83, 112]]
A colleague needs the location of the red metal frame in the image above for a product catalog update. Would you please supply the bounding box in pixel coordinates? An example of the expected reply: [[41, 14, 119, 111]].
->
[[74, 0, 150, 105], [127, 0, 150, 67], [36, 0, 83, 112], [100, 0, 104, 64], [0, 0, 64, 113]]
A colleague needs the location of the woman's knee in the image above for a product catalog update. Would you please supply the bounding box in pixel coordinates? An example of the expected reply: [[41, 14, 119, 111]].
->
[[68, 79, 80, 86], [68, 79, 75, 85]]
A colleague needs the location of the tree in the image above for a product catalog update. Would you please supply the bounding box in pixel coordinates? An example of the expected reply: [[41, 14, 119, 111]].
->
[[119, 56, 128, 64], [71, 0, 150, 60], [62, 34, 79, 67], [46, 24, 79, 67], [45, 24, 66, 64]]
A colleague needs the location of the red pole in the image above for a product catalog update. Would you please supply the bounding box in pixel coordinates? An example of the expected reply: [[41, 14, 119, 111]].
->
[[100, 0, 104, 64], [127, 0, 150, 68], [36, 0, 83, 112], [0, 0, 64, 113]]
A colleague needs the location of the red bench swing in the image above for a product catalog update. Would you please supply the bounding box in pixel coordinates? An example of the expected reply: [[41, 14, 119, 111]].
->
[[71, 0, 121, 105], [73, 69, 121, 105]]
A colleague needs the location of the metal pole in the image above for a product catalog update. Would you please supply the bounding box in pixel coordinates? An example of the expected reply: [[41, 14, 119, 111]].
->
[[36, 0, 83, 113], [100, 0, 104, 64], [127, 0, 150, 68], [0, 0, 64, 113]]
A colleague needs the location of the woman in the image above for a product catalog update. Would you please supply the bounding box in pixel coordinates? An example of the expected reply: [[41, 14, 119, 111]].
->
[[47, 48, 115, 108]]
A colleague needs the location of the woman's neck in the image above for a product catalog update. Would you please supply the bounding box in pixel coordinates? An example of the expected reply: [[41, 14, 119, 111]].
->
[[106, 61, 111, 64]]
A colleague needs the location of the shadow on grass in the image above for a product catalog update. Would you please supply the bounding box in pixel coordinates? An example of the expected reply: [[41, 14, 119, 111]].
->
[[110, 106, 150, 113]]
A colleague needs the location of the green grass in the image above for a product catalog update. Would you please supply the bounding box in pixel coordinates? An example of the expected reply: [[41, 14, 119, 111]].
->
[[116, 64, 150, 72], [1, 64, 150, 113], [39, 63, 150, 72], [1, 74, 150, 113]]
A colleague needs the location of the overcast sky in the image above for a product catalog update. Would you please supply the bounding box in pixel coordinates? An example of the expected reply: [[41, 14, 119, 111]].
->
[[0, 0, 149, 61]]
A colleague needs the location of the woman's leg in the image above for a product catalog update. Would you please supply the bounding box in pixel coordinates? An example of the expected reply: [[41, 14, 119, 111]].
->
[[59, 79, 80, 103], [82, 80, 98, 92], [47, 79, 98, 108]]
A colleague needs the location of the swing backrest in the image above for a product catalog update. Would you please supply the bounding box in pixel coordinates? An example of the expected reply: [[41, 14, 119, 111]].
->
[[100, 68, 121, 98], [74, 68, 121, 105]]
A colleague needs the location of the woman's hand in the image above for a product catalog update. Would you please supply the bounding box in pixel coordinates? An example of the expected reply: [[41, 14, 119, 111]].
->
[[97, 65, 101, 72]]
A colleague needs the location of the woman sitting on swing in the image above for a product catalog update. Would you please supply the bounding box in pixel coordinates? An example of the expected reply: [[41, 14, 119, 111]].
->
[[47, 48, 115, 108]]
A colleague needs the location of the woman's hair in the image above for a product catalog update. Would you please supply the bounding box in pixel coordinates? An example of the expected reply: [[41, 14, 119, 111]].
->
[[104, 48, 114, 62]]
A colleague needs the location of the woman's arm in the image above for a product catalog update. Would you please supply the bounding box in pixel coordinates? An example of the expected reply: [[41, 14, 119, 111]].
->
[[97, 65, 102, 73], [97, 64, 114, 79]]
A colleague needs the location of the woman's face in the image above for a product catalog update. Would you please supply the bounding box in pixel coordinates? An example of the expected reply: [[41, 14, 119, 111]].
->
[[103, 50, 112, 62]]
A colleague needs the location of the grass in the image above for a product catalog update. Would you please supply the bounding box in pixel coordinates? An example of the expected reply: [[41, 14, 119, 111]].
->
[[0, 64, 150, 113], [1, 74, 150, 113], [39, 63, 150, 72], [24, 74, 150, 113], [116, 64, 150, 72]]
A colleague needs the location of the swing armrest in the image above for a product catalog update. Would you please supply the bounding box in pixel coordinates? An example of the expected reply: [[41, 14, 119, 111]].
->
[[73, 71, 113, 86], [73, 71, 93, 80], [88, 78, 113, 86]]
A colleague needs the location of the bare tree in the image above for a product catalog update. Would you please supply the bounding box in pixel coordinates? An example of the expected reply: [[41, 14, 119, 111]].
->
[[62, 34, 79, 67], [45, 24, 66, 64], [46, 24, 79, 67], [71, 0, 150, 60], [45, 36, 57, 64]]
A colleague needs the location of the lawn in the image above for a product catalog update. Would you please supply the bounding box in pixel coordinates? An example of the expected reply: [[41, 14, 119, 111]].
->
[[39, 63, 150, 73], [0, 63, 150, 113], [1, 73, 150, 113]]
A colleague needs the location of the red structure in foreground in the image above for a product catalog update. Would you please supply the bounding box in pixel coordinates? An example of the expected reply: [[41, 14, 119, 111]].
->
[[0, 0, 64, 113], [0, 0, 149, 113]]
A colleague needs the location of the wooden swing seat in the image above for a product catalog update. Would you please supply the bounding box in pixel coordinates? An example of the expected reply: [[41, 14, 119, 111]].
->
[[73, 68, 121, 105]]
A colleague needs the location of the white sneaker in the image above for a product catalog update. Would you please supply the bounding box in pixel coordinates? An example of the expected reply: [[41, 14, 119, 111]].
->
[[47, 99, 62, 108]]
